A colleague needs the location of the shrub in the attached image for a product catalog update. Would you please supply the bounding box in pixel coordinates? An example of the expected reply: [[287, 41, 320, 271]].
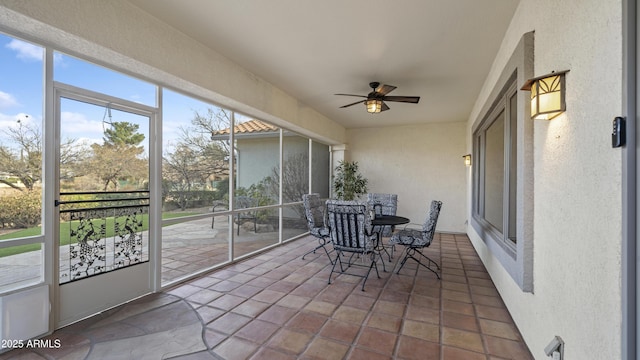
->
[[0, 190, 42, 228], [333, 160, 368, 201], [164, 190, 219, 211]]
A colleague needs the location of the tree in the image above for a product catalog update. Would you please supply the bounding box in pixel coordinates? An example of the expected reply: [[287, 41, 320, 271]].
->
[[0, 117, 79, 191], [162, 108, 231, 208], [263, 152, 308, 205], [180, 108, 232, 156], [89, 121, 146, 191], [0, 118, 41, 191], [163, 144, 212, 210], [104, 121, 145, 147]]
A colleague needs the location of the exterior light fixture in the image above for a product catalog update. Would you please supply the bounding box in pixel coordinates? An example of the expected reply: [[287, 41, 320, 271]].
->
[[366, 99, 383, 113], [521, 70, 569, 120], [462, 154, 472, 166]]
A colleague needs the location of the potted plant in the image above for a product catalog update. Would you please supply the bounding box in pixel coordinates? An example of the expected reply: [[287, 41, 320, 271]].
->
[[333, 160, 368, 200]]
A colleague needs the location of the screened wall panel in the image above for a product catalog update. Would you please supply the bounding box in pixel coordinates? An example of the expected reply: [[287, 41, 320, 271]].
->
[[311, 141, 330, 198]]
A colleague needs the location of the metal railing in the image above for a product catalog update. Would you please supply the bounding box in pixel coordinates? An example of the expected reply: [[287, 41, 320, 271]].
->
[[58, 191, 150, 283]]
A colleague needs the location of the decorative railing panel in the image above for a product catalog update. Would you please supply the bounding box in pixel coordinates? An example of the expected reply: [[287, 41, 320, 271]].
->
[[58, 191, 149, 283]]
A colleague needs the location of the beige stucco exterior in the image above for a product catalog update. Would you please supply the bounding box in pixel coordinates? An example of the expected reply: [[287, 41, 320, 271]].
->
[[347, 122, 467, 233], [0, 0, 627, 359], [467, 0, 623, 359]]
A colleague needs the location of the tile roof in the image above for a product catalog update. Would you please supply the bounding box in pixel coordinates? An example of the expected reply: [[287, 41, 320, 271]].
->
[[211, 119, 278, 136]]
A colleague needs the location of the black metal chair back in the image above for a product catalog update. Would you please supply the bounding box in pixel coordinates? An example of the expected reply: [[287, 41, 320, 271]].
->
[[326, 200, 374, 253], [419, 200, 442, 247], [325, 199, 379, 291], [367, 193, 398, 237], [301, 193, 332, 263], [302, 193, 325, 232]]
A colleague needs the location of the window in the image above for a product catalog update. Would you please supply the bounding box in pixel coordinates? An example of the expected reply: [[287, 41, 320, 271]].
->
[[470, 32, 533, 292], [311, 141, 330, 198], [0, 29, 333, 291], [55, 52, 156, 107], [474, 84, 517, 249], [0, 33, 45, 291], [162, 90, 231, 215]]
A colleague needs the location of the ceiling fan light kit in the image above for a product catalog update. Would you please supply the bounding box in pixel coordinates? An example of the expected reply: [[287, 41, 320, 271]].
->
[[366, 99, 383, 113], [336, 81, 420, 114]]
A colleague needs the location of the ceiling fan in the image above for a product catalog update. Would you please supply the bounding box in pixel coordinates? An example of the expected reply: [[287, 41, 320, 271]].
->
[[335, 82, 420, 113]]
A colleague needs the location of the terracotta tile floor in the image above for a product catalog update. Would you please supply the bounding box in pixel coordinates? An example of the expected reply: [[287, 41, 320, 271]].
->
[[0, 233, 534, 360]]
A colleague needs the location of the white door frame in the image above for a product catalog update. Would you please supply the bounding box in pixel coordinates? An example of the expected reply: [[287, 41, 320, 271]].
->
[[51, 82, 159, 328]]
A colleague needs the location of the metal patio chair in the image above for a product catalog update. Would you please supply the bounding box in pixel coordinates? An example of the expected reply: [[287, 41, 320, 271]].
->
[[234, 196, 258, 235], [390, 200, 443, 279], [367, 193, 398, 261], [301, 193, 333, 264], [325, 199, 380, 291]]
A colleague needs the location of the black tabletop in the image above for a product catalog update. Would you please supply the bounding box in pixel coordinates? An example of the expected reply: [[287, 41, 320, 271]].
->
[[372, 215, 410, 226]]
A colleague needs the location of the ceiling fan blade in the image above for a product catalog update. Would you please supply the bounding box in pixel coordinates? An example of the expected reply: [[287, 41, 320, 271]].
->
[[340, 99, 366, 108], [376, 84, 397, 96], [380, 102, 390, 112], [335, 93, 367, 98], [382, 96, 420, 103]]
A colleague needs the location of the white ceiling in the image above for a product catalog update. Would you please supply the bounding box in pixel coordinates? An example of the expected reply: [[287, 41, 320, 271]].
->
[[128, 0, 519, 129]]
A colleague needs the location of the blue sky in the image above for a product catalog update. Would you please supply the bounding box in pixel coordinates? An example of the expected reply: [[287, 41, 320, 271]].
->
[[0, 32, 231, 154]]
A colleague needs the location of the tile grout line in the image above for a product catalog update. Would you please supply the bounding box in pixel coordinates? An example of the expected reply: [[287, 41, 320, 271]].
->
[[391, 251, 415, 359], [457, 232, 491, 360], [204, 245, 304, 358], [438, 232, 445, 360]]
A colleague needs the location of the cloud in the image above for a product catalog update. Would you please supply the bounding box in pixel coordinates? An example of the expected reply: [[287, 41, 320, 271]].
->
[[5, 39, 65, 65], [0, 112, 17, 129], [6, 39, 43, 62], [0, 112, 36, 128], [0, 91, 19, 109], [0, 113, 38, 147], [60, 111, 105, 136]]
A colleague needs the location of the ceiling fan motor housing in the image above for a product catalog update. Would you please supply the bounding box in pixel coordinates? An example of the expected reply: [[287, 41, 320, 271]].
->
[[335, 82, 420, 112]]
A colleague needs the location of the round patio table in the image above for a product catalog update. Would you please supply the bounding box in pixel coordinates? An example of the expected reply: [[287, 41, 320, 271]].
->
[[371, 215, 410, 227], [371, 215, 410, 269]]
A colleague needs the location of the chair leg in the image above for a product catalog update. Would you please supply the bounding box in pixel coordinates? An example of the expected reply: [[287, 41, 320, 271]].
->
[[395, 247, 412, 274], [360, 252, 381, 291], [413, 249, 441, 270], [328, 250, 381, 291], [374, 229, 394, 263], [341, 252, 355, 272], [328, 251, 343, 284], [321, 241, 335, 264], [301, 242, 324, 260], [302, 237, 334, 264], [377, 250, 388, 272], [395, 247, 441, 279], [373, 233, 389, 272]]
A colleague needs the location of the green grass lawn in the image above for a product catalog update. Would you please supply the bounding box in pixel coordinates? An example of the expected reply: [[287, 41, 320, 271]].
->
[[0, 212, 199, 258]]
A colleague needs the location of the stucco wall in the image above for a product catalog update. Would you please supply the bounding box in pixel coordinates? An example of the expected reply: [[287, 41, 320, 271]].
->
[[467, 0, 622, 359], [346, 122, 467, 233], [236, 135, 309, 192]]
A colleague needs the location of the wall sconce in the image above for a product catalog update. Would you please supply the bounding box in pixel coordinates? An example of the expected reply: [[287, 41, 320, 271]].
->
[[463, 154, 472, 166], [366, 99, 383, 113], [521, 70, 569, 120]]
